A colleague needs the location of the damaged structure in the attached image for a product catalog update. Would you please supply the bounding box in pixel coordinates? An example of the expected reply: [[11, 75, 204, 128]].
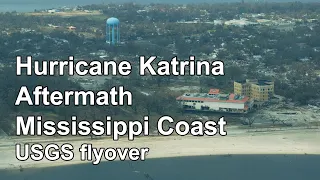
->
[[234, 79, 274, 106], [176, 89, 254, 114]]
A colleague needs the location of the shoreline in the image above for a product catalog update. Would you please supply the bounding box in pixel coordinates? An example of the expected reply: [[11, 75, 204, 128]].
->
[[1, 128, 319, 170]]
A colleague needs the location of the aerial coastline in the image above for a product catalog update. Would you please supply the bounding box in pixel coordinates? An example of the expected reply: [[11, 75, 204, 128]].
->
[[0, 2, 319, 179]]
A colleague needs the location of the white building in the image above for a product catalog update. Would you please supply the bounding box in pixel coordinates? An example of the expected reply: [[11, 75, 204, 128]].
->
[[48, 9, 59, 13], [224, 19, 257, 27], [213, 20, 223, 25], [176, 89, 254, 114]]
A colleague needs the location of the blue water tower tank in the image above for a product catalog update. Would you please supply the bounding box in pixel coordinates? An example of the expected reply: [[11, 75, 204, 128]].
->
[[106, 17, 120, 45], [106, 17, 120, 25]]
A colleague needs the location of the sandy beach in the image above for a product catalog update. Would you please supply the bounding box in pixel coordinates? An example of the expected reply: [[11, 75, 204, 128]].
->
[[1, 127, 319, 170]]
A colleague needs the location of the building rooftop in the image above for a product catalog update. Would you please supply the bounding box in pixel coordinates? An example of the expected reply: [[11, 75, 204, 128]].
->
[[176, 89, 250, 103], [208, 88, 220, 95], [256, 80, 273, 86], [235, 79, 273, 86]]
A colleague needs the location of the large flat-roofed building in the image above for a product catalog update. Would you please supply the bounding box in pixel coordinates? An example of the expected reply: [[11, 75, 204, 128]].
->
[[176, 89, 254, 114], [234, 79, 274, 102]]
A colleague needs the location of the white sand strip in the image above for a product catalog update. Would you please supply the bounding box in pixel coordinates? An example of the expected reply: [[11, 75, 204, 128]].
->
[[0, 128, 319, 170]]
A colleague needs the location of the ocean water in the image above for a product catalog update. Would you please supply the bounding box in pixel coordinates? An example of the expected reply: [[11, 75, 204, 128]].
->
[[0, 0, 319, 12], [1, 155, 320, 180]]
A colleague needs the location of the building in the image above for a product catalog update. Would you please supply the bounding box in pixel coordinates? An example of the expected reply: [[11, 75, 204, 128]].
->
[[234, 79, 274, 102], [67, 26, 76, 30], [48, 9, 59, 13], [224, 18, 257, 27], [106, 17, 120, 45], [176, 89, 253, 114]]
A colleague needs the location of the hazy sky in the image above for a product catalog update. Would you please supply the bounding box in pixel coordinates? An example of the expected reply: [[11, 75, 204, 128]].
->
[[0, 0, 318, 12], [0, 0, 319, 3]]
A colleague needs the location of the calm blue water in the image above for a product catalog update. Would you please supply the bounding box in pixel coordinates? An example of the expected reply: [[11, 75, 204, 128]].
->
[[1, 155, 320, 180], [0, 0, 319, 12]]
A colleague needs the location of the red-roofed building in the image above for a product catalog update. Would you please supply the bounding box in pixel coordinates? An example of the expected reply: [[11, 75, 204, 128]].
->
[[208, 88, 220, 95], [176, 89, 253, 114]]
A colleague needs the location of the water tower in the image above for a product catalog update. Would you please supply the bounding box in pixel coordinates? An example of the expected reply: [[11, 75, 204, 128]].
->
[[106, 17, 120, 45]]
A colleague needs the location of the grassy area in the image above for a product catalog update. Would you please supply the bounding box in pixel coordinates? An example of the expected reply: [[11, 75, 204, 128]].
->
[[85, 15, 107, 21], [37, 25, 97, 38], [78, 32, 96, 38], [38, 26, 59, 33]]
